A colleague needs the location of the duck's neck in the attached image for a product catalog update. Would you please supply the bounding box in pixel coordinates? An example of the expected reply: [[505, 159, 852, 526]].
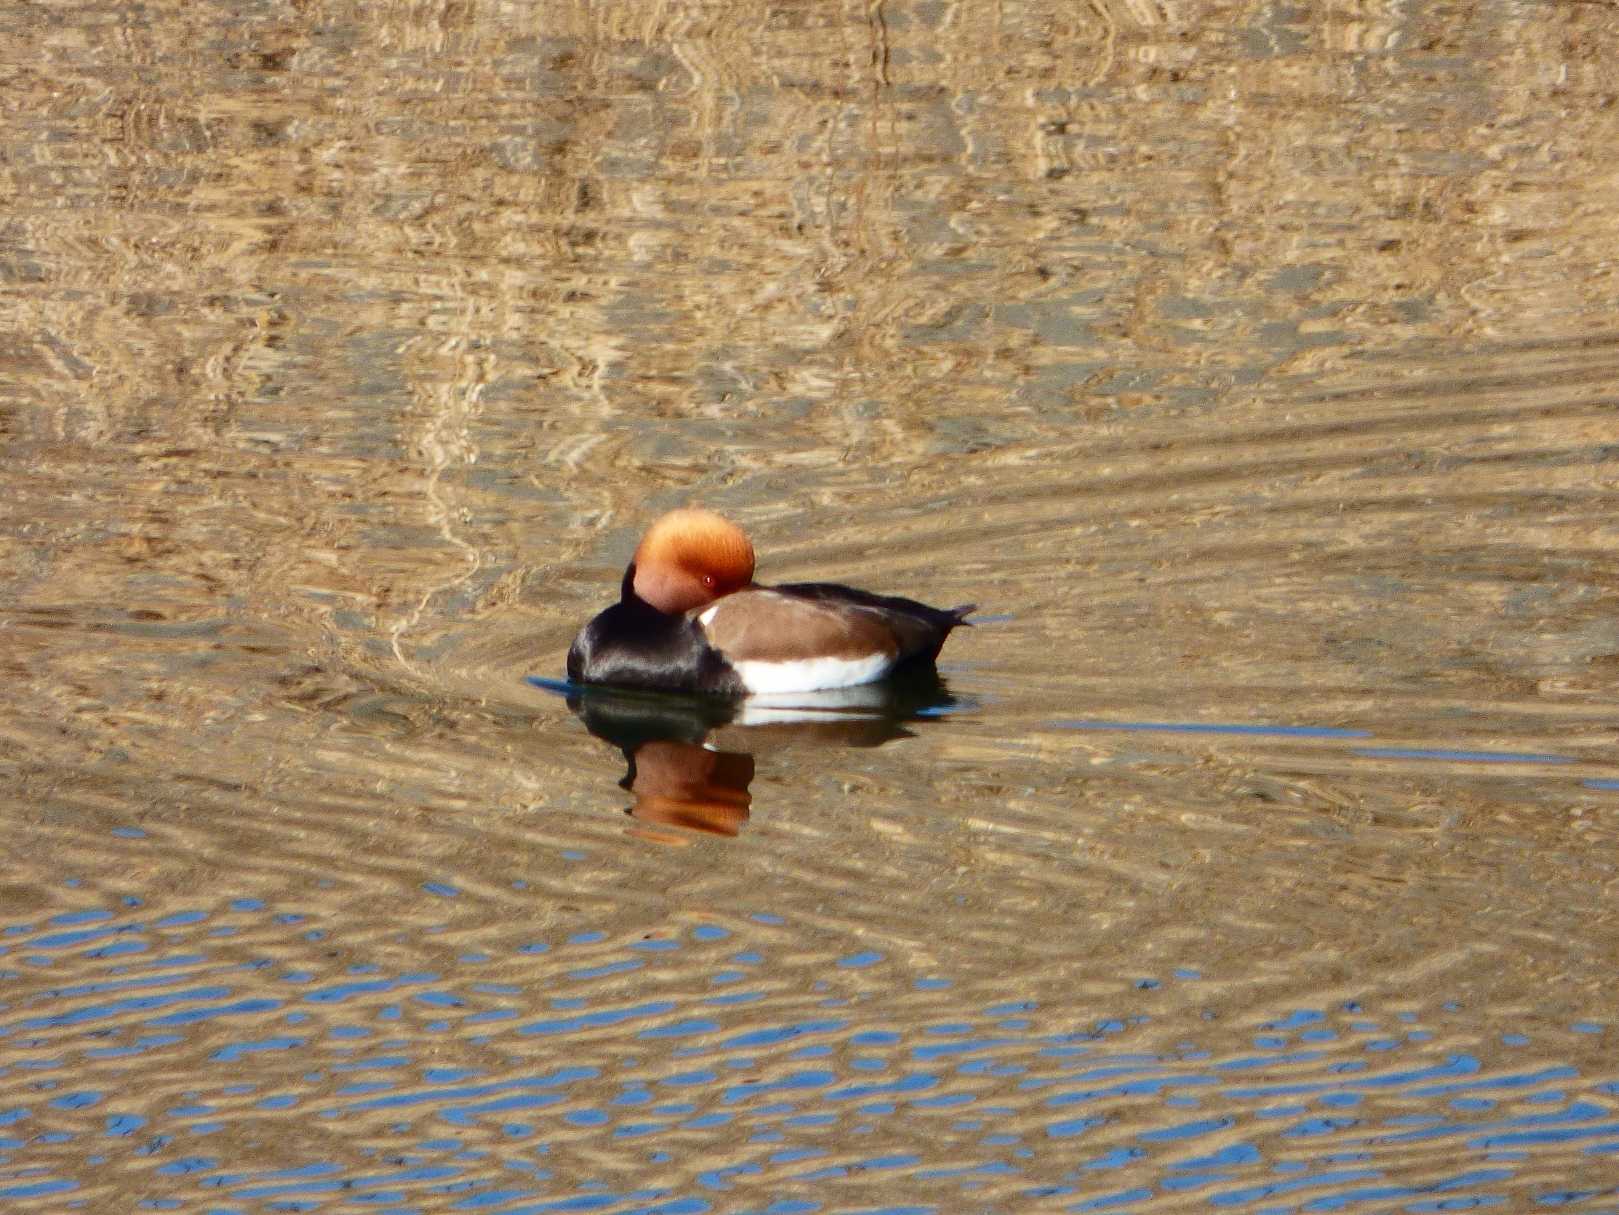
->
[[618, 564, 669, 618]]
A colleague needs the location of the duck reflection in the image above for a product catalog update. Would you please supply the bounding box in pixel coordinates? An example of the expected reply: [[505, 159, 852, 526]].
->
[[616, 739, 754, 836], [539, 671, 966, 837]]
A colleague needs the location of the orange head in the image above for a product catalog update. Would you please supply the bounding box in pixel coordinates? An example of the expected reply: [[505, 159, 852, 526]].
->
[[629, 508, 756, 614]]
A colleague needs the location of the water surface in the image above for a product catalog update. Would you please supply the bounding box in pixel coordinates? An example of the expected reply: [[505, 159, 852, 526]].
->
[[5, 0, 1619, 1209]]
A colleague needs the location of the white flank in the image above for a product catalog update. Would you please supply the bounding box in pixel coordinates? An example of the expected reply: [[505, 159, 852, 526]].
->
[[733, 652, 893, 694]]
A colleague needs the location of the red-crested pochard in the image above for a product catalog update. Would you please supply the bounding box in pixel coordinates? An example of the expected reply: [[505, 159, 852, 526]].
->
[[567, 509, 972, 695]]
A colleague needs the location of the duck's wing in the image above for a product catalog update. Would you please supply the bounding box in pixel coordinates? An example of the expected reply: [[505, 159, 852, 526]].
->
[[771, 583, 972, 661], [696, 588, 901, 667]]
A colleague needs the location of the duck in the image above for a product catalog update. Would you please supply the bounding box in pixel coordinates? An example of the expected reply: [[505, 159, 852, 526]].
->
[[567, 508, 972, 696]]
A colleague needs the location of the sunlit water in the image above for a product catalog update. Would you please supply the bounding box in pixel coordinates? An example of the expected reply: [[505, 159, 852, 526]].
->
[[6, 0, 1619, 1210]]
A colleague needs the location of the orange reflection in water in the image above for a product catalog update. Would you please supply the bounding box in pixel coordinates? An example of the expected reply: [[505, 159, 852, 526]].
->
[[624, 739, 754, 838]]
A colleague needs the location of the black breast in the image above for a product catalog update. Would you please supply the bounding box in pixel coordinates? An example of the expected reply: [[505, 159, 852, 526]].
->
[[567, 599, 742, 695]]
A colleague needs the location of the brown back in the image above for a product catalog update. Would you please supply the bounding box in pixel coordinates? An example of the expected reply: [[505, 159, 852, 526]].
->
[[698, 590, 901, 664]]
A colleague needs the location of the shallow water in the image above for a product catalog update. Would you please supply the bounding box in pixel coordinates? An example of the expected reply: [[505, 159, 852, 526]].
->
[[6, 0, 1619, 1210]]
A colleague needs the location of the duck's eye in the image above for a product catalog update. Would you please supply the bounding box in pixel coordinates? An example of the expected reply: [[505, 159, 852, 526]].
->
[[702, 573, 717, 589]]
